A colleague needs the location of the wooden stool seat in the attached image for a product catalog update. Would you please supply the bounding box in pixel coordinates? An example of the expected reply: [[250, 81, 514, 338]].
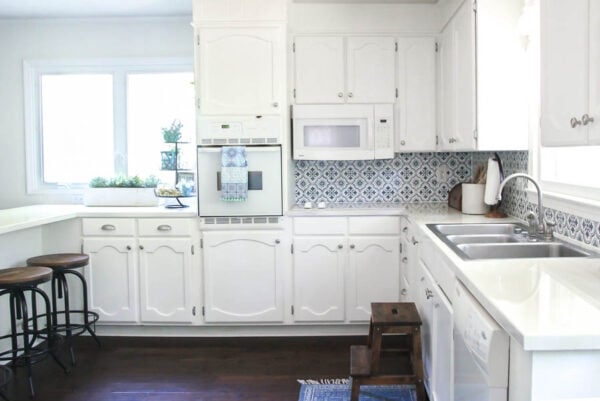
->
[[0, 266, 53, 287], [350, 302, 426, 401], [27, 253, 89, 270]]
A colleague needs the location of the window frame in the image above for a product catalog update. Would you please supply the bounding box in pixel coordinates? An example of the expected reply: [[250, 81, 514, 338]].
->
[[23, 57, 193, 195]]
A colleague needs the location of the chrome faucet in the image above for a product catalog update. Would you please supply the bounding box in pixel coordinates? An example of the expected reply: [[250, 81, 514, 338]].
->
[[497, 173, 553, 240]]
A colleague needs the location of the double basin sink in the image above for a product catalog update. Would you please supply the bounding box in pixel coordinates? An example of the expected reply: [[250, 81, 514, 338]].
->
[[427, 223, 596, 260]]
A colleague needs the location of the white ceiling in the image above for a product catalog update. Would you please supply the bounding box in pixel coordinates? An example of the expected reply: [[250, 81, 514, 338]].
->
[[0, 0, 192, 18]]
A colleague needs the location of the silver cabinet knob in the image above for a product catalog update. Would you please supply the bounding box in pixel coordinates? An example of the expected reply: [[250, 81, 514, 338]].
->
[[400, 140, 406, 146], [571, 117, 583, 128], [272, 102, 279, 108], [126, 245, 132, 251], [412, 237, 419, 245], [139, 245, 144, 250], [338, 92, 344, 98], [275, 239, 281, 244], [350, 244, 355, 249], [582, 114, 595, 125], [338, 244, 343, 249], [401, 289, 408, 295], [348, 92, 354, 98], [402, 227, 408, 233], [425, 289, 434, 299], [402, 257, 408, 263]]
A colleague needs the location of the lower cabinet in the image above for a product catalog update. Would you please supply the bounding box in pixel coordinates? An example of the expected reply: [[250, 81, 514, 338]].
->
[[138, 239, 194, 324], [292, 237, 346, 322], [202, 231, 285, 323]]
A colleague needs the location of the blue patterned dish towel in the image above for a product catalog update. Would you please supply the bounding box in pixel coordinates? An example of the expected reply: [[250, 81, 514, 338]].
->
[[221, 146, 248, 202]]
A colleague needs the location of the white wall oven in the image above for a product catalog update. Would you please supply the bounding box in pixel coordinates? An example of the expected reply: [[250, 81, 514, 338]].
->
[[292, 104, 394, 160], [197, 146, 282, 217]]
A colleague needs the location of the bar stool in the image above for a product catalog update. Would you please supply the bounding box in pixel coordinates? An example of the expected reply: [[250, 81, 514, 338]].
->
[[0, 266, 69, 397], [26, 253, 100, 366], [350, 302, 426, 401]]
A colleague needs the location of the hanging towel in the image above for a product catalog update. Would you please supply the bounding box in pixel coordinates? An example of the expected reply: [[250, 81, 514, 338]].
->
[[484, 153, 504, 205], [221, 146, 248, 202]]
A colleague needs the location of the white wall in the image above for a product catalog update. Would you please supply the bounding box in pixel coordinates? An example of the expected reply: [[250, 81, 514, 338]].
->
[[0, 17, 193, 209]]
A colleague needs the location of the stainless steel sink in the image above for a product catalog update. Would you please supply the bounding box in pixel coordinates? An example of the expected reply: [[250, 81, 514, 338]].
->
[[456, 242, 591, 259], [427, 223, 596, 260]]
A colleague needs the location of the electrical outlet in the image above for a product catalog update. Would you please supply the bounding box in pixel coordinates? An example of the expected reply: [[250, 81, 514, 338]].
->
[[436, 164, 450, 180]]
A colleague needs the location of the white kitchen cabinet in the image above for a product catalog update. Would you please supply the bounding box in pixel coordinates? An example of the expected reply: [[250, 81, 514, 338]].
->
[[197, 26, 285, 116], [541, 0, 600, 146], [395, 37, 437, 152], [202, 231, 285, 323], [193, 0, 286, 22], [83, 238, 139, 323], [292, 237, 346, 322], [138, 239, 194, 324], [439, 0, 528, 151], [293, 36, 396, 104], [400, 219, 418, 302], [346, 236, 400, 322], [416, 260, 435, 394]]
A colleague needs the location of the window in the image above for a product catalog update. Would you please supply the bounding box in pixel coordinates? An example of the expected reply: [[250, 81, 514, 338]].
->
[[24, 58, 194, 194]]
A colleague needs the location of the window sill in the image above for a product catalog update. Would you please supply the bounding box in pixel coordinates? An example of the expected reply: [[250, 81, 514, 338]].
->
[[526, 189, 600, 221]]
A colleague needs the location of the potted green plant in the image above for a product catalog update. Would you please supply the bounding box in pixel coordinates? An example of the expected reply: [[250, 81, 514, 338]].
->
[[162, 120, 183, 143], [84, 175, 160, 206], [161, 120, 183, 170]]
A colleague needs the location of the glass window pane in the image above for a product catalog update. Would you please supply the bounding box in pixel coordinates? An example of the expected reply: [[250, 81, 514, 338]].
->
[[127, 72, 195, 184], [540, 146, 600, 189], [41, 74, 114, 184]]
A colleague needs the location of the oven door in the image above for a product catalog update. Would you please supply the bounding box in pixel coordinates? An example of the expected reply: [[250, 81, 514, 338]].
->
[[197, 146, 282, 217]]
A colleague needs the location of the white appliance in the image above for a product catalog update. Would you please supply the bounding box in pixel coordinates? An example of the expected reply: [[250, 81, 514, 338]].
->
[[454, 281, 509, 401], [292, 104, 394, 160], [197, 116, 282, 146], [197, 146, 282, 217]]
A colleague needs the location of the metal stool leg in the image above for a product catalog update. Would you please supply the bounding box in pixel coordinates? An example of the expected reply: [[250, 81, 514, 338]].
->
[[55, 273, 75, 366], [66, 270, 101, 348], [16, 291, 35, 397]]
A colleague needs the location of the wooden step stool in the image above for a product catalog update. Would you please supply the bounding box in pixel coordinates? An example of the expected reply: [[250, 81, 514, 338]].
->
[[350, 302, 426, 401]]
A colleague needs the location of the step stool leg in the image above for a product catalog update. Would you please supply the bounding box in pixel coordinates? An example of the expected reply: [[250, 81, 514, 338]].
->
[[370, 326, 383, 374], [350, 377, 361, 401], [412, 326, 426, 401], [367, 317, 374, 348]]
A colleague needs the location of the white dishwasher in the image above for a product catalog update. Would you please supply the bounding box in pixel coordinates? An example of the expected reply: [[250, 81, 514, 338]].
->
[[454, 281, 510, 401]]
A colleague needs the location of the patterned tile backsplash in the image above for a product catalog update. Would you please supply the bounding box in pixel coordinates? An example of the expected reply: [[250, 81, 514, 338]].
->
[[294, 150, 600, 248]]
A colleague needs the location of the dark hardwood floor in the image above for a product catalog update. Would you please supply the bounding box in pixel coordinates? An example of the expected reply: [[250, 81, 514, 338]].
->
[[3, 336, 370, 401]]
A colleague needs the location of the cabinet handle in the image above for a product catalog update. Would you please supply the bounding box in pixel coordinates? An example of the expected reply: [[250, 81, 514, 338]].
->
[[338, 244, 343, 249], [126, 245, 132, 251], [402, 227, 408, 233], [571, 117, 582, 128], [400, 140, 406, 146], [582, 114, 595, 125], [101, 224, 116, 231], [401, 289, 408, 295], [338, 92, 344, 98], [412, 237, 419, 245], [272, 102, 279, 108], [402, 257, 408, 263], [348, 92, 354, 98], [139, 245, 144, 250], [157, 224, 172, 232], [350, 244, 355, 249], [425, 289, 434, 299], [275, 239, 281, 244], [448, 137, 456, 144]]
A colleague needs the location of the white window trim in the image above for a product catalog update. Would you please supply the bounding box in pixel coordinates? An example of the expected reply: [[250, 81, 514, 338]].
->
[[23, 57, 193, 195]]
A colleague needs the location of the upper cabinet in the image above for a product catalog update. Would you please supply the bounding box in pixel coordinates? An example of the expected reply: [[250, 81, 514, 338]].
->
[[439, 0, 528, 151], [196, 26, 285, 116], [293, 36, 396, 104], [541, 0, 600, 146], [193, 0, 286, 22]]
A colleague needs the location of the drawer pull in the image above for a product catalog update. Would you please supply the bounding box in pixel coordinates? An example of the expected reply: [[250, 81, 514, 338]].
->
[[350, 244, 355, 249], [101, 224, 116, 231], [157, 225, 172, 232], [412, 237, 419, 245], [402, 227, 408, 233], [126, 245, 131, 251], [402, 257, 408, 263]]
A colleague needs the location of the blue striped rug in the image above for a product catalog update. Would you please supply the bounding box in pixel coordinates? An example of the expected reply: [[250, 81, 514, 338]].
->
[[298, 382, 416, 401]]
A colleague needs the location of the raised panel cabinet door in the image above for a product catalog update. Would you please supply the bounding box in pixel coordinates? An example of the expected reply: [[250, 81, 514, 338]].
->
[[292, 237, 346, 322], [346, 36, 396, 104], [395, 37, 437, 152], [83, 238, 138, 323], [431, 283, 454, 401], [202, 231, 285, 323], [590, 0, 600, 145], [138, 239, 193, 324], [347, 236, 400, 322], [198, 26, 284, 115], [439, 21, 455, 151], [416, 260, 434, 395], [541, 0, 589, 146], [294, 36, 345, 104]]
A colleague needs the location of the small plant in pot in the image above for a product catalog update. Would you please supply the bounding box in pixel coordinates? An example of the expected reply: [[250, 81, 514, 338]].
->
[[85, 175, 160, 206], [162, 120, 183, 143]]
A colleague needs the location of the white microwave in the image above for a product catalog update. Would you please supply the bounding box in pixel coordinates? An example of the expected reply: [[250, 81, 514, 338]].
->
[[292, 104, 394, 160]]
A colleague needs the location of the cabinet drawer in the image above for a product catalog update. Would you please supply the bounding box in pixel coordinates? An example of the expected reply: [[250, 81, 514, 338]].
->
[[138, 219, 191, 237], [348, 216, 400, 235], [294, 217, 347, 235], [82, 218, 135, 236]]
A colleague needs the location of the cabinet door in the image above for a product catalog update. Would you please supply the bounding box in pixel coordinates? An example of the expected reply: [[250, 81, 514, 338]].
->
[[346, 37, 396, 104], [202, 231, 285, 323], [431, 282, 454, 401], [197, 26, 284, 115], [138, 239, 194, 324], [292, 237, 345, 322], [416, 260, 434, 396], [439, 0, 476, 151], [396, 37, 437, 152], [83, 238, 138, 323], [294, 36, 345, 104], [590, 1, 600, 145], [541, 0, 590, 146], [347, 236, 400, 322]]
